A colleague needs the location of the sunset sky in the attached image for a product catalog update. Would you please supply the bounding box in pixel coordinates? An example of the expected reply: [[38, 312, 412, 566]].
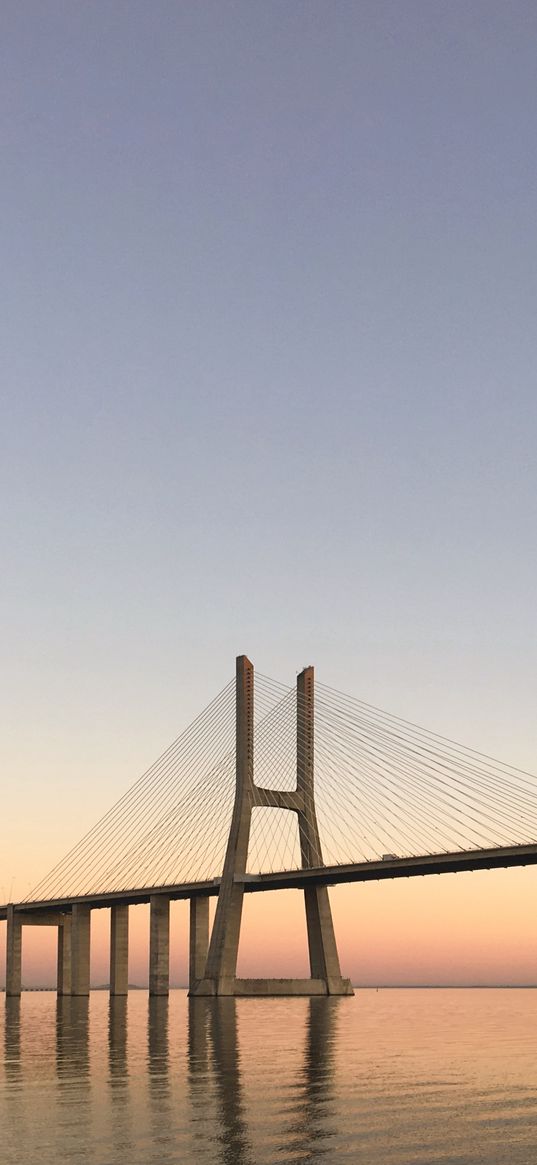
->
[[2, 1, 537, 986]]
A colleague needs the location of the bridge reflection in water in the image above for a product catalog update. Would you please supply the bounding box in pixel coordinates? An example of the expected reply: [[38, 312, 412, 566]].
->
[[186, 995, 340, 1165], [2, 994, 341, 1165], [4, 991, 537, 1164]]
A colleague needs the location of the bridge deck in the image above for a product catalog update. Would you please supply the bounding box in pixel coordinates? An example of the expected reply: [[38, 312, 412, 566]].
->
[[2, 841, 537, 919]]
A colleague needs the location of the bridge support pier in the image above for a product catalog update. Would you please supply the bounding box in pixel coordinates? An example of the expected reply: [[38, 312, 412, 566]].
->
[[149, 895, 170, 996], [5, 908, 72, 997], [189, 896, 209, 992], [57, 915, 72, 996], [71, 905, 91, 996], [304, 885, 349, 993], [110, 905, 129, 996], [6, 907, 22, 998]]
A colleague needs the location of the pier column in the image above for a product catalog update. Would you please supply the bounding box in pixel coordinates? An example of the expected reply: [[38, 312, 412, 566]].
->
[[194, 655, 254, 995], [189, 897, 209, 991], [149, 896, 170, 996], [57, 915, 72, 997], [297, 667, 353, 996], [110, 905, 129, 997], [6, 906, 22, 998], [71, 905, 91, 996], [303, 884, 348, 991]]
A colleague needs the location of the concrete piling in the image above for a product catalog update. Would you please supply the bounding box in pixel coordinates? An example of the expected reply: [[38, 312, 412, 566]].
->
[[110, 905, 129, 996], [149, 895, 170, 996], [57, 915, 72, 996], [189, 896, 209, 991], [6, 906, 22, 998], [71, 905, 91, 996]]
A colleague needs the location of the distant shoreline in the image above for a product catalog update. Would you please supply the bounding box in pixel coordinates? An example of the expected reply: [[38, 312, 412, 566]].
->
[[4, 983, 537, 992]]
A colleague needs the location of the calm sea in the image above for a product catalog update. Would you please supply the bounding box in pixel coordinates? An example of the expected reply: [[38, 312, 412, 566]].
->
[[2, 988, 537, 1164]]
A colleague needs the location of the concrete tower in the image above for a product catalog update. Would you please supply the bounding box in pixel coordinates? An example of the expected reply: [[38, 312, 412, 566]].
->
[[191, 656, 353, 996]]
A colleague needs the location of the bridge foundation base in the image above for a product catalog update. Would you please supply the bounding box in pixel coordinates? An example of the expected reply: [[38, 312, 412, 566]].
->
[[191, 976, 353, 997]]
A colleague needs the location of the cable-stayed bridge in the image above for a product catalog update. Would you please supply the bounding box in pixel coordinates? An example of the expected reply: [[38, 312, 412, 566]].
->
[[3, 655, 537, 998]]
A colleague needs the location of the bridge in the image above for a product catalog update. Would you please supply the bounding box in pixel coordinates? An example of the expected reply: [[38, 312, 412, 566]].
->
[[2, 655, 537, 998]]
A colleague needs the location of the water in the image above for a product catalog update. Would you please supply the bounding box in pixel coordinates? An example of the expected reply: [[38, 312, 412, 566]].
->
[[2, 989, 537, 1164]]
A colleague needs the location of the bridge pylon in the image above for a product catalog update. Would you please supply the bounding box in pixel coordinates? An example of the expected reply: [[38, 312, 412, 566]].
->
[[191, 656, 353, 996]]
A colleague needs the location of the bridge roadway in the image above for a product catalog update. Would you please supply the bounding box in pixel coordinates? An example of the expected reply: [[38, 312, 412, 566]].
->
[[2, 840, 537, 919]]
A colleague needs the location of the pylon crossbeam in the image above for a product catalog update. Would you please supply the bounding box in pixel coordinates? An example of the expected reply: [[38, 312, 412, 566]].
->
[[253, 788, 303, 811]]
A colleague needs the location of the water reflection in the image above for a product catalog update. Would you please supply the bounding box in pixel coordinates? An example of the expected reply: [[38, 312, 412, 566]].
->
[[108, 996, 128, 1078], [187, 998, 214, 1161], [186, 996, 339, 1165], [4, 999, 22, 1085], [147, 996, 169, 1081], [292, 998, 340, 1161], [1, 992, 340, 1165], [3, 999, 25, 1165], [187, 996, 210, 1077], [55, 997, 90, 1081], [108, 998, 134, 1162], [188, 997, 255, 1165], [55, 997, 92, 1159], [147, 997, 174, 1158], [4, 990, 537, 1165]]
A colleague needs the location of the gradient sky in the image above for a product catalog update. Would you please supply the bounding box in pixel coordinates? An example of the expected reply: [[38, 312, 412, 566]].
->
[[2, 1, 537, 984]]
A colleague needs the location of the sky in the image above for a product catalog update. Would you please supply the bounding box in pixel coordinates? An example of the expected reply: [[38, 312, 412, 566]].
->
[[1, 1, 537, 985]]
